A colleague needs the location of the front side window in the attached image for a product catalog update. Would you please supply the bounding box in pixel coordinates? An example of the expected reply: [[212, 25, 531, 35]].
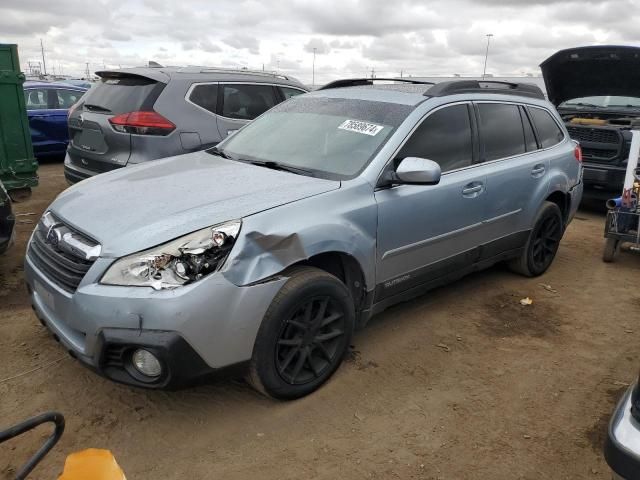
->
[[24, 89, 51, 110], [56, 89, 84, 109], [218, 97, 412, 179], [189, 83, 218, 114], [529, 107, 564, 149], [221, 84, 278, 120], [397, 104, 473, 172], [478, 103, 526, 161]]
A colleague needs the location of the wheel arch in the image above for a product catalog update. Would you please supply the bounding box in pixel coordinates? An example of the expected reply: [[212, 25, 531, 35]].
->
[[288, 251, 368, 312], [545, 190, 570, 225]]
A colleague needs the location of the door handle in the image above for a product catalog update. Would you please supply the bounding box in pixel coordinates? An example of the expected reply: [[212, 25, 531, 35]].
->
[[531, 164, 546, 177], [462, 183, 484, 197]]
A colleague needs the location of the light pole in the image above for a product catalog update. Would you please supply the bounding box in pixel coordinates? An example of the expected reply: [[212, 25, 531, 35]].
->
[[482, 33, 493, 79], [312, 47, 317, 87]]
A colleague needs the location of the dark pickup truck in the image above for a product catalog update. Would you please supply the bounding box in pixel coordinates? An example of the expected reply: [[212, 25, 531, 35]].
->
[[541, 45, 640, 200]]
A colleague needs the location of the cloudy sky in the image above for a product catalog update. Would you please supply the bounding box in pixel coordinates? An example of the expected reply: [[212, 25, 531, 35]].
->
[[3, 0, 640, 84]]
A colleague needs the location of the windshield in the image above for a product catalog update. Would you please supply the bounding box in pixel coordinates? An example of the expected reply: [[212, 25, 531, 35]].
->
[[216, 96, 413, 179], [559, 96, 640, 109]]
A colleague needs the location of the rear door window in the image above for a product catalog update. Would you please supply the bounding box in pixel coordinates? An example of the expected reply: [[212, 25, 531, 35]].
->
[[520, 107, 538, 152], [24, 89, 53, 110], [188, 83, 218, 114], [80, 75, 161, 114], [56, 89, 84, 109], [529, 107, 565, 148], [478, 103, 526, 161], [398, 104, 473, 172], [221, 84, 278, 120], [279, 86, 305, 100]]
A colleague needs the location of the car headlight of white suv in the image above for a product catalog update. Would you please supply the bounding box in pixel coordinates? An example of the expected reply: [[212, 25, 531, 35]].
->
[[101, 220, 241, 290]]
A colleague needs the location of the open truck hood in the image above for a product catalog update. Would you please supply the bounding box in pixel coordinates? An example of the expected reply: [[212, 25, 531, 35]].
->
[[540, 45, 640, 106], [50, 151, 340, 258]]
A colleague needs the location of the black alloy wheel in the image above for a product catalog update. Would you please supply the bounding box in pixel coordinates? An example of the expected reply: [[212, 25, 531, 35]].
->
[[275, 295, 346, 385], [248, 266, 355, 400], [530, 213, 562, 272]]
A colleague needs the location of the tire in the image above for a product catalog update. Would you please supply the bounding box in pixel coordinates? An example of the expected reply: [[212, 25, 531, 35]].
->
[[509, 201, 564, 277], [248, 266, 355, 400], [602, 238, 620, 263]]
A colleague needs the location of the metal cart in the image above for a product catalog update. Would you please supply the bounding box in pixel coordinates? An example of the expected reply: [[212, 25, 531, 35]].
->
[[603, 209, 640, 262], [602, 129, 640, 263]]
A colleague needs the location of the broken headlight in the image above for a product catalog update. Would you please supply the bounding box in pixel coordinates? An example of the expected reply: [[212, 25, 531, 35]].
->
[[101, 220, 241, 290]]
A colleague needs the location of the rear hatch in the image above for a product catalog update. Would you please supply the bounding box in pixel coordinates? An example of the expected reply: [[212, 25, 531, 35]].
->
[[67, 70, 168, 174]]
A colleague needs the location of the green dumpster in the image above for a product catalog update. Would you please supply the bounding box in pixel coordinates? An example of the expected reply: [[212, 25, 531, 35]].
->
[[0, 43, 38, 198]]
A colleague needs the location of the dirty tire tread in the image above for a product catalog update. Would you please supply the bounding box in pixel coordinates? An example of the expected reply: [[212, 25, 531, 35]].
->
[[509, 201, 563, 277], [247, 266, 355, 400], [602, 237, 619, 263]]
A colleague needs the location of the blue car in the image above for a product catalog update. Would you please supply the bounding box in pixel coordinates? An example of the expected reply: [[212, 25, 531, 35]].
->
[[23, 81, 87, 158]]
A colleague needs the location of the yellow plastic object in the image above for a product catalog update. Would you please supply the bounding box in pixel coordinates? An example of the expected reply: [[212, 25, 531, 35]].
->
[[58, 449, 126, 480], [569, 117, 608, 126]]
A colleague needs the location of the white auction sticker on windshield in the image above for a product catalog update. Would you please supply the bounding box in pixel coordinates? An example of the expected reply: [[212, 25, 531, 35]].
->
[[338, 119, 384, 136]]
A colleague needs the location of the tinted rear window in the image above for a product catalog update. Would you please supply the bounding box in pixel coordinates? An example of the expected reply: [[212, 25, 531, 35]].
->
[[520, 107, 538, 151], [529, 107, 564, 148], [478, 103, 526, 161], [189, 83, 218, 114], [80, 75, 161, 114]]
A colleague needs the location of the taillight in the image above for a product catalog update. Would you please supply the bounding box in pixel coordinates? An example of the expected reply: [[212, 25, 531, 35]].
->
[[108, 111, 175, 136], [574, 143, 583, 163]]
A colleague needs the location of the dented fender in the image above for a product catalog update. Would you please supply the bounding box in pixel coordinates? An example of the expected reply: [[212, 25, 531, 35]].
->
[[221, 179, 378, 289]]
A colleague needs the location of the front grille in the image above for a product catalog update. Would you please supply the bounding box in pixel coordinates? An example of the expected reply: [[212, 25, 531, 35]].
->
[[566, 126, 620, 144], [582, 147, 618, 161], [28, 221, 96, 293]]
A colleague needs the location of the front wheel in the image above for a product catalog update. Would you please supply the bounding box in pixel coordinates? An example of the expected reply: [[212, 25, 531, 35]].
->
[[602, 237, 620, 263], [509, 201, 564, 277], [248, 267, 355, 400]]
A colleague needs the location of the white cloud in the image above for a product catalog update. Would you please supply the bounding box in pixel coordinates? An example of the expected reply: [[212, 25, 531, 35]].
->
[[4, 0, 640, 84]]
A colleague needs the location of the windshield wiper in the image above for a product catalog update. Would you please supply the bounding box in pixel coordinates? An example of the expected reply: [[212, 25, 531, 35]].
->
[[208, 146, 233, 160], [246, 160, 314, 176], [82, 103, 112, 113]]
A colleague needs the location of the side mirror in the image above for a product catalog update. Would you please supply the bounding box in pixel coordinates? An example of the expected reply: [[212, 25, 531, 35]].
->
[[395, 157, 441, 185]]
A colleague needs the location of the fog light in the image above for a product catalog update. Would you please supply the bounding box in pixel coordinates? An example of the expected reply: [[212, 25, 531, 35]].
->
[[131, 349, 162, 377]]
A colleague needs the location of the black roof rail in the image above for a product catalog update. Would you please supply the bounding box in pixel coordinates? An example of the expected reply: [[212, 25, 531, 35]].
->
[[425, 80, 545, 99], [318, 78, 435, 91]]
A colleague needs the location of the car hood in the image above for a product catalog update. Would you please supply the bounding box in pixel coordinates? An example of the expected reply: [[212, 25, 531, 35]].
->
[[51, 151, 340, 258], [540, 45, 640, 106]]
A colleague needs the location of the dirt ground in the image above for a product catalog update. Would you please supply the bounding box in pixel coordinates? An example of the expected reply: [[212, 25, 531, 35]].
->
[[1, 160, 639, 480]]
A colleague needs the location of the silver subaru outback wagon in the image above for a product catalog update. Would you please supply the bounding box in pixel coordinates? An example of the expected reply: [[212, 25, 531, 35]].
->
[[25, 79, 583, 399]]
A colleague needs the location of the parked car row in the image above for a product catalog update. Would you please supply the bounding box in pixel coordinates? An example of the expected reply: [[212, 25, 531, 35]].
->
[[8, 45, 640, 478]]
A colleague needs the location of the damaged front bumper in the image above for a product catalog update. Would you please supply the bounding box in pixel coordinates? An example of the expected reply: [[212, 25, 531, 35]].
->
[[24, 253, 287, 388]]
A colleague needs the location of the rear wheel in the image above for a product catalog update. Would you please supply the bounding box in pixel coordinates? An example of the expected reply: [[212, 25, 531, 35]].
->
[[248, 267, 355, 400], [509, 202, 563, 277], [602, 238, 620, 263]]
